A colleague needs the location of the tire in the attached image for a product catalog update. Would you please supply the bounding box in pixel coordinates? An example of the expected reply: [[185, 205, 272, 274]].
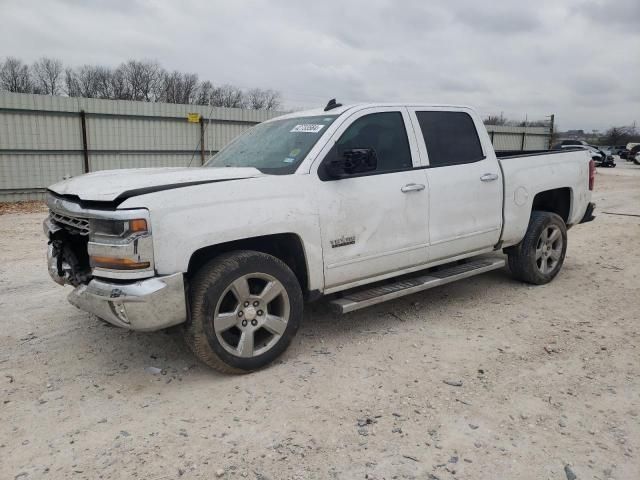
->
[[507, 211, 567, 285], [184, 250, 303, 374]]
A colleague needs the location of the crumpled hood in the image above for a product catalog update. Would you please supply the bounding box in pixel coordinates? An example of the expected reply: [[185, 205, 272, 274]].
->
[[48, 167, 263, 202]]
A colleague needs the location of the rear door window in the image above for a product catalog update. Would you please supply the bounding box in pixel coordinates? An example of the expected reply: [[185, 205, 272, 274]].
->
[[416, 111, 484, 167]]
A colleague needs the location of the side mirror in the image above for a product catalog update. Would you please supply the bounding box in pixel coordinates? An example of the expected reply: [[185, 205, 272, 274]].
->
[[326, 148, 377, 178], [591, 155, 601, 161]]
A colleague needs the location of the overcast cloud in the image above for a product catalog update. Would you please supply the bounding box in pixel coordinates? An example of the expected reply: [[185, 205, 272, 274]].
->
[[1, 0, 638, 130]]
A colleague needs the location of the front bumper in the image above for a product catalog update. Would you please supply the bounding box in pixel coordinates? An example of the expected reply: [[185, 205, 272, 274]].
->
[[67, 273, 187, 331]]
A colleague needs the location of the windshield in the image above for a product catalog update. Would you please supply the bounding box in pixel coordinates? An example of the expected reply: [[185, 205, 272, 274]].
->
[[205, 115, 337, 174]]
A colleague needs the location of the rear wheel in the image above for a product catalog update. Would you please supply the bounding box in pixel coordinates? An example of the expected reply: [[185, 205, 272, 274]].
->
[[185, 251, 303, 373], [507, 211, 567, 285]]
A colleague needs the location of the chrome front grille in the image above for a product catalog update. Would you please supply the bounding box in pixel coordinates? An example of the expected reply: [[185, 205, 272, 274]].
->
[[50, 210, 90, 236]]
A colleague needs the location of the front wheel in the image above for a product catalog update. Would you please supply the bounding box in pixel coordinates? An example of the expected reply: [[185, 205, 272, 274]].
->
[[185, 251, 303, 373], [507, 211, 567, 285]]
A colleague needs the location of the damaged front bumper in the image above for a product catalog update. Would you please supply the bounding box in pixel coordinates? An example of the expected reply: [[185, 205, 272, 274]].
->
[[44, 201, 186, 331], [47, 236, 186, 331], [67, 273, 187, 332]]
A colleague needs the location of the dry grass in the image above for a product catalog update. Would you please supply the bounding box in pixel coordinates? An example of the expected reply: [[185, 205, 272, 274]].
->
[[0, 201, 47, 216]]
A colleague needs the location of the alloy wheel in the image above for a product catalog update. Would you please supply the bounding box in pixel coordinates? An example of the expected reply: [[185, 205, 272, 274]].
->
[[213, 273, 290, 358], [535, 225, 563, 274]]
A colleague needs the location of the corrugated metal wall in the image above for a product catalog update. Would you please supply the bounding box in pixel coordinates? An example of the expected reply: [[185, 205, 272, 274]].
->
[[485, 124, 552, 151], [0, 92, 552, 202], [0, 92, 281, 201]]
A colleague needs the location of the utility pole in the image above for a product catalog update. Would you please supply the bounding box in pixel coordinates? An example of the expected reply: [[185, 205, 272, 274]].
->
[[209, 98, 213, 158]]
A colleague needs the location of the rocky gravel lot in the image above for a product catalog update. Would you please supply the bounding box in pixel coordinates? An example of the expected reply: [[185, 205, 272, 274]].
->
[[1, 165, 639, 480]]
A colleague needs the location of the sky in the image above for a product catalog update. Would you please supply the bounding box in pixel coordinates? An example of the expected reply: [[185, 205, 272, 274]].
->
[[1, 0, 638, 131]]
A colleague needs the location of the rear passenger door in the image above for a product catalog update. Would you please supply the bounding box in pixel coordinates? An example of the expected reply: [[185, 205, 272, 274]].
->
[[409, 108, 502, 261]]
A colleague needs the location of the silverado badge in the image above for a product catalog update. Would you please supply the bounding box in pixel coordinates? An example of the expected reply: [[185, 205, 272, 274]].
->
[[330, 235, 356, 248]]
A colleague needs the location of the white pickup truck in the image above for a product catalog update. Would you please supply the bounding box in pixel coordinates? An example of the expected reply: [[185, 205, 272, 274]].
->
[[44, 101, 596, 373]]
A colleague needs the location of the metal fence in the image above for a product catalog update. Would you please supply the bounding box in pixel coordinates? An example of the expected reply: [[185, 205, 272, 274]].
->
[[486, 124, 552, 151], [0, 92, 553, 202], [0, 92, 281, 201]]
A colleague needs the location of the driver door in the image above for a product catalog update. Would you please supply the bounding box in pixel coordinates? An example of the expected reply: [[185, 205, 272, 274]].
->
[[314, 107, 430, 291]]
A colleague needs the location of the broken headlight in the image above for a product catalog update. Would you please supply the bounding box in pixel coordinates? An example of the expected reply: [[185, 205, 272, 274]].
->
[[88, 216, 154, 275]]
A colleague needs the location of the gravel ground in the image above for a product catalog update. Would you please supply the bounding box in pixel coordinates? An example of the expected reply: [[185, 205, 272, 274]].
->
[[1, 165, 639, 480]]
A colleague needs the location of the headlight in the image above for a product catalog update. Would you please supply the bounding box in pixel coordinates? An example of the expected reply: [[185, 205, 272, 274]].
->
[[87, 215, 154, 276], [89, 218, 148, 241]]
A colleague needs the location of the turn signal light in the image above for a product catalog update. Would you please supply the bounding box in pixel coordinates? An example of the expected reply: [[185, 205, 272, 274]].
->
[[129, 219, 148, 233], [90, 256, 151, 270]]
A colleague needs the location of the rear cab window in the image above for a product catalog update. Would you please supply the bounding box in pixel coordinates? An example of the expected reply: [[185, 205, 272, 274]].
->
[[415, 111, 485, 167]]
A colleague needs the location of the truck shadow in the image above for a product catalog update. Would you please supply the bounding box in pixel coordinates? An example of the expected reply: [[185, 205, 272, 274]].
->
[[64, 268, 518, 381], [303, 268, 515, 339]]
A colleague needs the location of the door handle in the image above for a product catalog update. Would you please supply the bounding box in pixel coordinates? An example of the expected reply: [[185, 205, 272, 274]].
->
[[480, 173, 499, 182], [401, 183, 425, 193]]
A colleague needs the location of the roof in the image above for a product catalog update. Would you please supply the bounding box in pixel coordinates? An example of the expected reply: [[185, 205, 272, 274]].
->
[[268, 103, 475, 122]]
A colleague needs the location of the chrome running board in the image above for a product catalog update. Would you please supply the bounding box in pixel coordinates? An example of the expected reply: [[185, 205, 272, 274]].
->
[[329, 257, 506, 314]]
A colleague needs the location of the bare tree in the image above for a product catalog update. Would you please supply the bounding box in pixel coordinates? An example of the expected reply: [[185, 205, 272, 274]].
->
[[159, 71, 181, 103], [245, 88, 281, 110], [483, 114, 507, 126], [180, 73, 199, 104], [195, 80, 214, 105], [2, 55, 283, 110], [119, 60, 164, 101], [601, 126, 639, 145], [484, 114, 550, 128], [64, 68, 79, 97], [0, 57, 33, 93], [32, 57, 63, 95], [210, 84, 245, 108], [110, 65, 130, 100], [65, 65, 105, 98], [93, 66, 114, 99], [160, 71, 199, 104]]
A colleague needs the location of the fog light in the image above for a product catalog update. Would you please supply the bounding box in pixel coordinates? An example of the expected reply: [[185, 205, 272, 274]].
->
[[111, 301, 129, 324]]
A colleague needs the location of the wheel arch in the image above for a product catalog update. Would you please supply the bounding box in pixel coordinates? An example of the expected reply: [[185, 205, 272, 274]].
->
[[186, 233, 310, 295], [530, 187, 572, 224]]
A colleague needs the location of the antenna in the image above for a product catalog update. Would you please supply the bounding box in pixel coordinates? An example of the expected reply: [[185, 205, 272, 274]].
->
[[324, 99, 342, 111]]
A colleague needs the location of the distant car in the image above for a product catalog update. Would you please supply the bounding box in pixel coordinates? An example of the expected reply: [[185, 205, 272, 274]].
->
[[552, 140, 588, 149], [599, 146, 614, 156], [560, 145, 615, 168], [609, 145, 630, 159]]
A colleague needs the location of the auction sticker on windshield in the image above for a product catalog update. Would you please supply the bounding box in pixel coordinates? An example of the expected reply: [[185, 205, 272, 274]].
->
[[291, 124, 325, 133]]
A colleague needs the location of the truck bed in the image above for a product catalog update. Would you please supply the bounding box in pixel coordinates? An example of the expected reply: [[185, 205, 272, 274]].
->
[[497, 148, 591, 247]]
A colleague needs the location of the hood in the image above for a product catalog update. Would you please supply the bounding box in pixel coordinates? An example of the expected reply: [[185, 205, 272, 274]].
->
[[48, 167, 263, 203]]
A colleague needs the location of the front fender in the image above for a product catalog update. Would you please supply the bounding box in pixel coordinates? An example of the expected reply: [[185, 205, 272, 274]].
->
[[118, 175, 325, 291]]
